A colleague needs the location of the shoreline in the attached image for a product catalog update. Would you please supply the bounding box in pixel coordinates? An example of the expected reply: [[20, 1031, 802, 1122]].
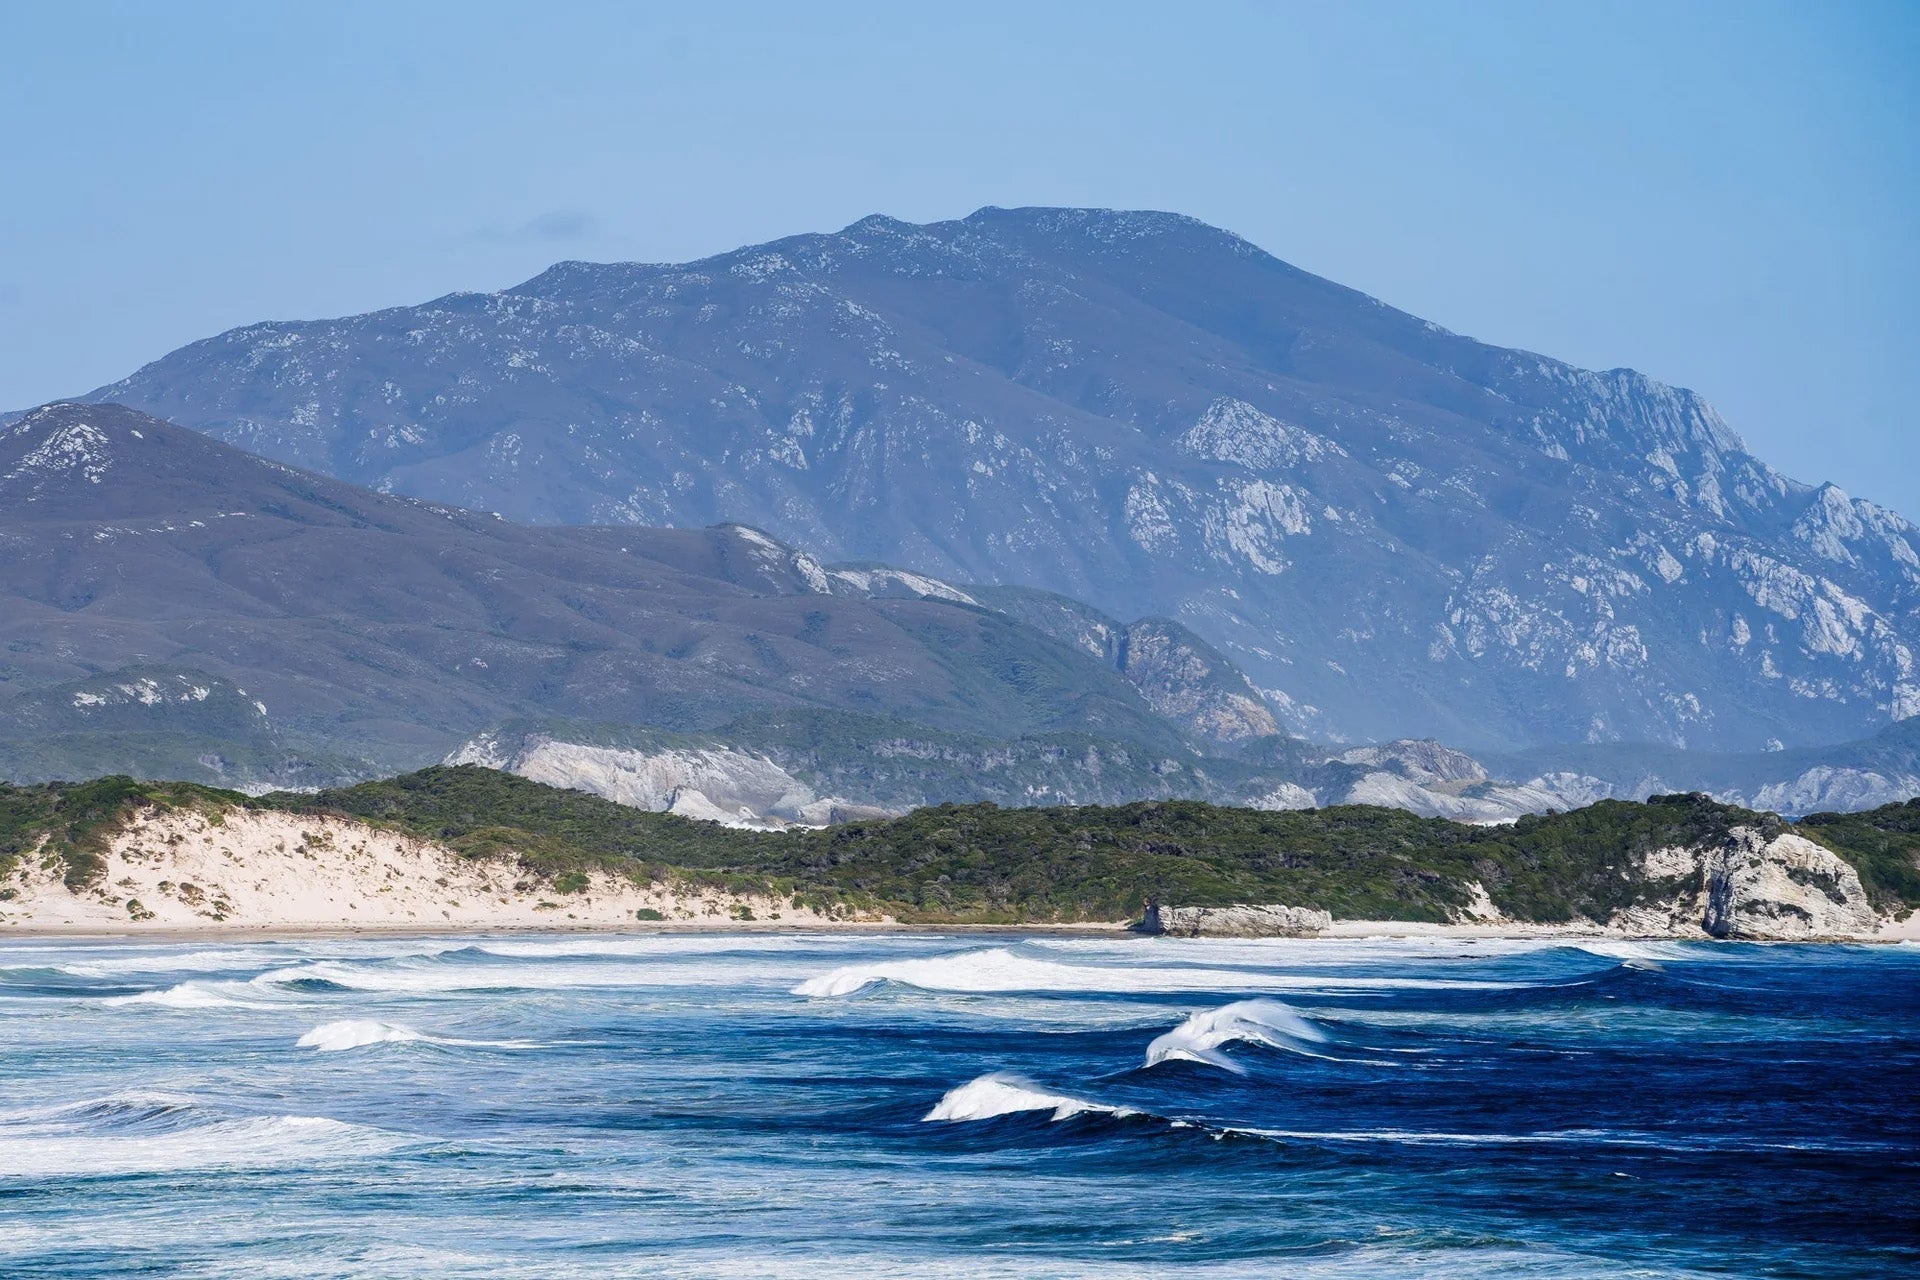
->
[[5, 916, 1905, 946], [7, 802, 1912, 946]]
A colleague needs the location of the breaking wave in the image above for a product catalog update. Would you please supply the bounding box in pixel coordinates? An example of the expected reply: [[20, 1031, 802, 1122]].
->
[[298, 1019, 428, 1051], [923, 1073, 1138, 1123], [1143, 999, 1338, 1072], [297, 1019, 542, 1053], [1571, 941, 1710, 966], [103, 980, 265, 1010], [794, 947, 1521, 998]]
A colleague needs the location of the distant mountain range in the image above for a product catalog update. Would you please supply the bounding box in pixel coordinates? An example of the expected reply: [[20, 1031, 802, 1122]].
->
[[3, 402, 1916, 821], [81, 206, 1920, 753]]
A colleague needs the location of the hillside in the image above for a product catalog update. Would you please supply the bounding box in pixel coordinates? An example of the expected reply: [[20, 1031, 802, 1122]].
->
[[4, 767, 1912, 936], [0, 402, 1269, 789], [86, 207, 1920, 752]]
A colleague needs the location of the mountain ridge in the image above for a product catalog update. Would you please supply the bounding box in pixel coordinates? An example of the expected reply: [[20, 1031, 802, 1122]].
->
[[79, 206, 1920, 752]]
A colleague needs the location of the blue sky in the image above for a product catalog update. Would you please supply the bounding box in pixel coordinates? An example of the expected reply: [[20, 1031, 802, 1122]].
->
[[3, 1, 1915, 512]]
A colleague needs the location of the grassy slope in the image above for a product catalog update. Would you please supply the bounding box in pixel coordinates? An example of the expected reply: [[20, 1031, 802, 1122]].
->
[[8, 767, 1917, 924]]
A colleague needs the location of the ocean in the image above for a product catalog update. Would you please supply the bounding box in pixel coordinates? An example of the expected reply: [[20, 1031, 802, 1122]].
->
[[2, 931, 1915, 1277]]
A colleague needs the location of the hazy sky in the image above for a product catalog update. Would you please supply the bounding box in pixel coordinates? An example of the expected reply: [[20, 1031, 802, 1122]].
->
[[3, 1, 1915, 512]]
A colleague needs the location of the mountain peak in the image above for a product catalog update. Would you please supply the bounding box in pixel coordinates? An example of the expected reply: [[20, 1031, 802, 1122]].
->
[[2, 402, 168, 499], [959, 204, 1251, 247]]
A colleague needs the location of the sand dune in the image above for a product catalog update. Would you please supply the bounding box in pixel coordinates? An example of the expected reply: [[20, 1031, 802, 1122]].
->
[[0, 807, 861, 934]]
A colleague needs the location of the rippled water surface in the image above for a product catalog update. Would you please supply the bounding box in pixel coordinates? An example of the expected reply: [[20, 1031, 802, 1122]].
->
[[3, 931, 1916, 1277]]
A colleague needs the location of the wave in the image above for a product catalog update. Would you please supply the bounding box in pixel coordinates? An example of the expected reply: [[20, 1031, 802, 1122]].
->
[[0, 1090, 405, 1178], [915, 1076, 1886, 1158], [463, 934, 859, 959], [298, 1019, 428, 1051], [1143, 999, 1341, 1073], [297, 1018, 543, 1053], [102, 980, 266, 1010], [1, 1089, 210, 1131], [248, 954, 795, 995], [1570, 940, 1711, 966], [794, 947, 1523, 998], [923, 1073, 1138, 1123], [55, 948, 278, 978]]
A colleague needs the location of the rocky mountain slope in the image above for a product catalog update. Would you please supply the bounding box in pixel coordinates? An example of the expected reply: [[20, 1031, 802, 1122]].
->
[[0, 403, 1269, 788], [1492, 717, 1920, 815], [87, 207, 1920, 752]]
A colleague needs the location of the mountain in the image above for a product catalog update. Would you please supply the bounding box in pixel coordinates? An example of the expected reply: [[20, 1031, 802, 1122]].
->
[[85, 206, 1920, 753], [0, 402, 1276, 788], [1490, 717, 1920, 816], [8, 402, 1906, 819]]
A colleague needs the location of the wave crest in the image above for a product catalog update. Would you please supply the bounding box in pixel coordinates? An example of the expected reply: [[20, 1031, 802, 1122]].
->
[[794, 947, 1517, 998], [923, 1073, 1137, 1123], [296, 1018, 542, 1053], [1144, 999, 1332, 1073], [298, 1019, 427, 1052]]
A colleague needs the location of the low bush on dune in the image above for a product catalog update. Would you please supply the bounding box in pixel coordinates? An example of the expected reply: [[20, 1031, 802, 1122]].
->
[[6, 767, 1915, 923]]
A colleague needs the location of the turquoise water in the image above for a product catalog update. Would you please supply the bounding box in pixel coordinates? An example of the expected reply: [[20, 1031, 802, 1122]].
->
[[2, 932, 1915, 1277]]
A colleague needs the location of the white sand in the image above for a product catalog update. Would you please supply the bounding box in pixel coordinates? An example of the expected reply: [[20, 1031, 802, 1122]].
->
[[0, 807, 868, 935]]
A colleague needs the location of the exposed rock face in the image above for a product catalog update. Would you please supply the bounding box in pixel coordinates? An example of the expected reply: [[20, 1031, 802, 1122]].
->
[[1143, 903, 1333, 938], [446, 733, 894, 830], [1116, 619, 1279, 742], [1334, 739, 1488, 785], [1618, 827, 1877, 939], [957, 586, 1279, 743]]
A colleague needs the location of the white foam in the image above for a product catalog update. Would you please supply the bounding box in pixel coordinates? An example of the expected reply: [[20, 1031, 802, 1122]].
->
[[1144, 999, 1333, 1073], [298, 1019, 427, 1051], [468, 934, 858, 959], [59, 948, 278, 977], [794, 947, 1521, 998], [103, 980, 262, 1010], [296, 1018, 543, 1053], [1572, 940, 1707, 964], [923, 1073, 1136, 1123], [252, 955, 799, 994]]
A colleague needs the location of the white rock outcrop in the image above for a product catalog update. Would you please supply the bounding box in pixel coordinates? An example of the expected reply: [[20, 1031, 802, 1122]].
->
[[1614, 826, 1876, 939], [1143, 903, 1332, 938], [447, 734, 891, 830]]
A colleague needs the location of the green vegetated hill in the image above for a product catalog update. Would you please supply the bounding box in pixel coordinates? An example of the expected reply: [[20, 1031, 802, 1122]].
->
[[11, 767, 1917, 925], [1797, 799, 1920, 911]]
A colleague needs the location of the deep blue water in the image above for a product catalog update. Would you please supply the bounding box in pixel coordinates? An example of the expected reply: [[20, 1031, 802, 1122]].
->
[[1, 932, 1915, 1277]]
